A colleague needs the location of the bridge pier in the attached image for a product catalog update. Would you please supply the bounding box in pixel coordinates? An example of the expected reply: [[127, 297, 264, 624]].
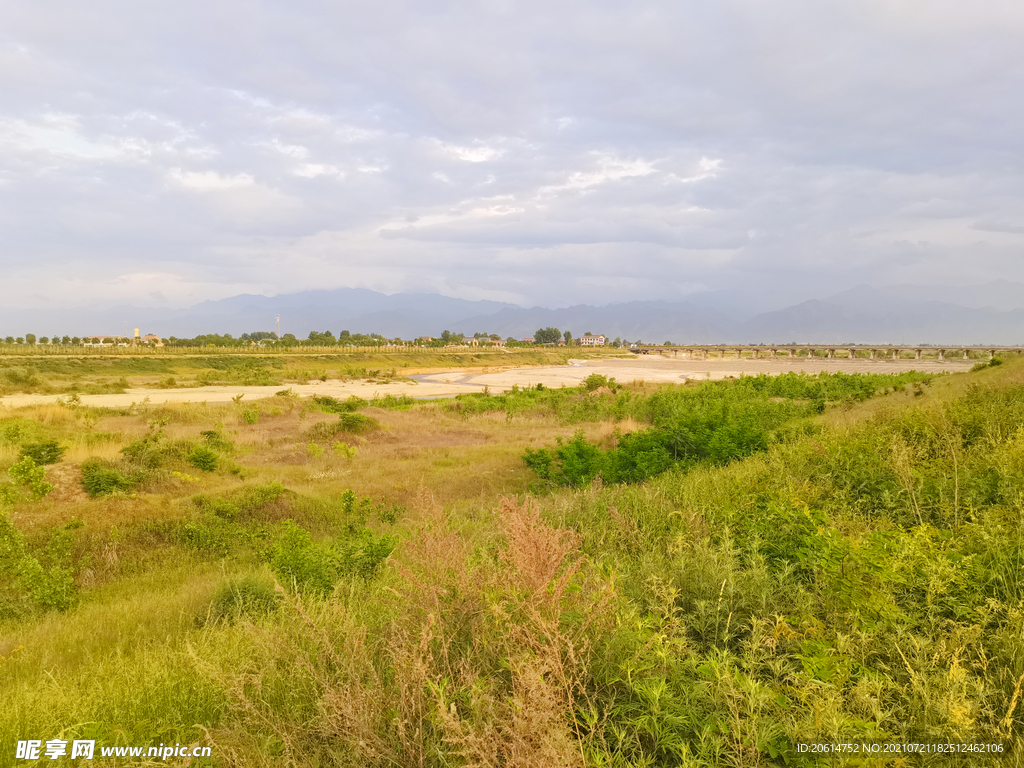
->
[[869, 349, 876, 360], [937, 349, 944, 361], [848, 348, 856, 359], [915, 348, 922, 360], [990, 349, 996, 360]]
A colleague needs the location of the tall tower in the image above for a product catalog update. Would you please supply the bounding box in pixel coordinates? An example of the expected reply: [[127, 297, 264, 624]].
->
[[276, 314, 280, 338]]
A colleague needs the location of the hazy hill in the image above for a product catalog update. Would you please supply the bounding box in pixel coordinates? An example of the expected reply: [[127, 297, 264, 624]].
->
[[455, 300, 735, 343], [1, 281, 1023, 344], [742, 285, 1024, 345]]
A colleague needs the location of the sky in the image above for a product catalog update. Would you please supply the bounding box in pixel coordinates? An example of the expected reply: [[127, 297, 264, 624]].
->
[[1, 0, 1022, 310]]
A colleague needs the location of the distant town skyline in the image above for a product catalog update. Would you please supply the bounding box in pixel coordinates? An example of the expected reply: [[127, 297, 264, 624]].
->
[[2, 1, 1022, 310]]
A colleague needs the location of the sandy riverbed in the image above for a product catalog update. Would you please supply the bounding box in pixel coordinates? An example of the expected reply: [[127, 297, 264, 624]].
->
[[0, 355, 973, 410]]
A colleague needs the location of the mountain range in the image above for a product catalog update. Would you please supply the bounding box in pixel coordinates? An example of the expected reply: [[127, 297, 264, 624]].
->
[[2, 282, 1023, 345]]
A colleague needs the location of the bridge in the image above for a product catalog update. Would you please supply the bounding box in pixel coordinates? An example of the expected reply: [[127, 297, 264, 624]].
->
[[628, 345, 1024, 361]]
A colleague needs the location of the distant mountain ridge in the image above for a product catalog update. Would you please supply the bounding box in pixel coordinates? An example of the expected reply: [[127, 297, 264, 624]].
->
[[1, 282, 1022, 345]]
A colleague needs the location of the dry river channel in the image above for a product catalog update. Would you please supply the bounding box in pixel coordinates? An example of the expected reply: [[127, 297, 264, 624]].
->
[[0, 355, 973, 409]]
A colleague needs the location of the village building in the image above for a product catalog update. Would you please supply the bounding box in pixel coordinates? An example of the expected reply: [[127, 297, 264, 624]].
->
[[579, 334, 606, 347]]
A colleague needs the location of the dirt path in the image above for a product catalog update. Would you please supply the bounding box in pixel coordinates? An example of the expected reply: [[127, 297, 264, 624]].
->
[[0, 356, 972, 409]]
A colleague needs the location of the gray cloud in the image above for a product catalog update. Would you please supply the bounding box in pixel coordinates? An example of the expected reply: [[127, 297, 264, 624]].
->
[[1, 0, 1022, 310]]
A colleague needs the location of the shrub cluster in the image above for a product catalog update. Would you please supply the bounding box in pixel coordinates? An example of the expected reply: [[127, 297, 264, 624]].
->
[[80, 459, 142, 497], [209, 574, 281, 623], [81, 429, 233, 496], [0, 516, 77, 616], [19, 441, 64, 465]]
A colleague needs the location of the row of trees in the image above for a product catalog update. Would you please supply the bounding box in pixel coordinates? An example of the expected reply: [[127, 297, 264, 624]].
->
[[2, 328, 636, 349], [165, 330, 405, 348], [2, 334, 168, 346], [1, 335, 132, 346]]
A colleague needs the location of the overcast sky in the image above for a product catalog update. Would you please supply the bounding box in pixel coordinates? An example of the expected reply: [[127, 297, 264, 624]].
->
[[2, 0, 1022, 310]]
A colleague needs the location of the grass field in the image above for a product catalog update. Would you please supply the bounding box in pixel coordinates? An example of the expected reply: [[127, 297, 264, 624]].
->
[[1, 358, 1022, 765], [0, 348, 622, 397]]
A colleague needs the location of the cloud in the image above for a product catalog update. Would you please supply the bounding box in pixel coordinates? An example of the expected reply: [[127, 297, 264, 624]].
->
[[170, 170, 255, 190], [0, 0, 1022, 310]]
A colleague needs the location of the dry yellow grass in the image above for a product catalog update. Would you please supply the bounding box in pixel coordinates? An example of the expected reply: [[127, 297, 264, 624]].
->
[[3, 389, 616, 544]]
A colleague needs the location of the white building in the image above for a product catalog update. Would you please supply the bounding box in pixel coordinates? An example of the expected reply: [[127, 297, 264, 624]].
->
[[579, 334, 606, 346]]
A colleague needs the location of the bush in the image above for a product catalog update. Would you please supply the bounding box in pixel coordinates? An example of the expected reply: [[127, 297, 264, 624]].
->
[[176, 521, 235, 556], [81, 459, 141, 497], [339, 413, 379, 433], [20, 441, 64, 465], [0, 418, 47, 445], [188, 446, 219, 472], [304, 413, 380, 442], [333, 441, 357, 460], [583, 373, 615, 391], [310, 395, 367, 414], [120, 431, 167, 468], [524, 431, 606, 487], [8, 457, 54, 500], [200, 430, 233, 452], [972, 357, 1003, 371], [269, 519, 396, 595], [192, 482, 289, 522], [269, 521, 339, 596], [242, 409, 260, 424], [209, 575, 280, 622], [0, 516, 77, 614]]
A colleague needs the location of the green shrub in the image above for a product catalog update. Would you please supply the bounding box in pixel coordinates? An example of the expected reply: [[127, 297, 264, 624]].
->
[[20, 441, 64, 465], [200, 430, 233, 452], [7, 457, 54, 500], [310, 395, 367, 413], [338, 413, 379, 434], [80, 459, 140, 497], [176, 521, 234, 556], [15, 556, 76, 612], [120, 431, 167, 468], [583, 373, 616, 391], [192, 482, 289, 522], [268, 519, 395, 595], [972, 356, 1003, 371], [209, 574, 280, 622], [0, 418, 47, 445], [333, 441, 357, 460], [304, 413, 380, 442], [370, 394, 417, 409], [0, 517, 77, 614], [188, 446, 219, 472], [522, 372, 928, 486], [269, 521, 339, 596], [242, 408, 260, 424]]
